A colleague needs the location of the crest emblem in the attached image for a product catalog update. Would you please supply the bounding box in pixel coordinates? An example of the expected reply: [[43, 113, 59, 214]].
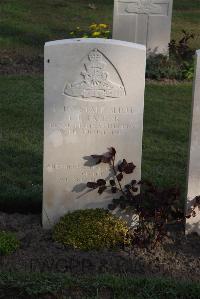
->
[[120, 0, 165, 15], [136, 0, 157, 13], [64, 49, 125, 100]]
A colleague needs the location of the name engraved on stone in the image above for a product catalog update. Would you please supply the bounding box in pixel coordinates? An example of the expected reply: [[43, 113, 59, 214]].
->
[[119, 0, 169, 15], [64, 49, 126, 100], [49, 104, 136, 137]]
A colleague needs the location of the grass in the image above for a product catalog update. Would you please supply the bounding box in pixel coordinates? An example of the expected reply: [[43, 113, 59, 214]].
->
[[0, 0, 113, 57], [0, 0, 200, 58], [0, 76, 192, 212], [143, 82, 191, 194], [0, 76, 43, 212], [0, 272, 200, 299]]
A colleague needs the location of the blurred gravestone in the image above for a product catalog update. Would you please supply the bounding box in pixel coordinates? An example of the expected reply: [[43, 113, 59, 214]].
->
[[186, 50, 200, 235], [43, 38, 146, 228], [113, 0, 173, 55]]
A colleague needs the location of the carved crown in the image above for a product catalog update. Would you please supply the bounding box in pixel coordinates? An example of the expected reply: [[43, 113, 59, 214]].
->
[[89, 49, 102, 62]]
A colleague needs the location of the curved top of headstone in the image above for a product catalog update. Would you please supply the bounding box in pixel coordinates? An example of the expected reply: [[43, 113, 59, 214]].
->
[[45, 38, 146, 51]]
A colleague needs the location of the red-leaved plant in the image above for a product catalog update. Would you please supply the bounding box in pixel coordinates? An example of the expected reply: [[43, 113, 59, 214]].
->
[[87, 147, 200, 247]]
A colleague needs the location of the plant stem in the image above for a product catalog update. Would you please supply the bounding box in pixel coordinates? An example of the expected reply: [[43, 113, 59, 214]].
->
[[111, 156, 127, 198]]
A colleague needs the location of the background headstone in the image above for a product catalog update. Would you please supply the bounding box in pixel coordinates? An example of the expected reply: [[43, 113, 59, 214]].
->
[[43, 38, 146, 228], [186, 50, 200, 235], [113, 0, 173, 54]]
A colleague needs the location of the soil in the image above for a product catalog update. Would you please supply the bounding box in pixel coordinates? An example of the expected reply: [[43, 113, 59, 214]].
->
[[0, 212, 199, 282], [0, 53, 43, 75]]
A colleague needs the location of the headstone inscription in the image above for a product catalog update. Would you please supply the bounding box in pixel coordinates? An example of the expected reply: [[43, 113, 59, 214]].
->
[[113, 0, 173, 54], [43, 38, 146, 228], [186, 50, 200, 235]]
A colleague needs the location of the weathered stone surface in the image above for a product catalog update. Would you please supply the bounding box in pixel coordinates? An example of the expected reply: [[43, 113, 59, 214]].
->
[[43, 38, 146, 228], [186, 50, 200, 235], [113, 0, 173, 54]]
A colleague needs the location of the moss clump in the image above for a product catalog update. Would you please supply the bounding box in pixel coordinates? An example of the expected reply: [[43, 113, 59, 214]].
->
[[53, 209, 131, 251], [0, 231, 20, 255]]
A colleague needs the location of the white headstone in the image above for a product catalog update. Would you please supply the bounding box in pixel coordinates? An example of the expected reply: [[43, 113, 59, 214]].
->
[[186, 50, 200, 235], [43, 38, 146, 228], [113, 0, 173, 54]]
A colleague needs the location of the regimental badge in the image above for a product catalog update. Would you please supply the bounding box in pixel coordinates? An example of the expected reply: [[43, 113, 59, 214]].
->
[[119, 0, 168, 15], [64, 49, 126, 100]]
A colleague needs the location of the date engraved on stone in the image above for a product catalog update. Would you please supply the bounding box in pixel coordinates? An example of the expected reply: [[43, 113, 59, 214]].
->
[[64, 49, 126, 100], [119, 0, 169, 15]]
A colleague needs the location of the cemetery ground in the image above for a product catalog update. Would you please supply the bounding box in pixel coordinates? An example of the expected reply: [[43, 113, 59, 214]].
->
[[0, 0, 200, 298], [1, 77, 200, 298]]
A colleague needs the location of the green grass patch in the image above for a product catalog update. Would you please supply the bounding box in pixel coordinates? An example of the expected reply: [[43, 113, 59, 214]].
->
[[0, 76, 43, 212], [0, 0, 113, 56], [0, 76, 192, 211], [0, 272, 200, 299], [143, 82, 191, 196], [0, 231, 19, 255]]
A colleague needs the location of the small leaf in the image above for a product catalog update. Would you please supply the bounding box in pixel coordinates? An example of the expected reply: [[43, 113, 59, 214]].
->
[[118, 159, 128, 172], [98, 186, 107, 194], [195, 196, 200, 205], [110, 180, 116, 186], [91, 153, 111, 164], [125, 184, 131, 190], [91, 148, 116, 165], [192, 210, 196, 217], [111, 187, 117, 194], [101, 156, 112, 163], [124, 162, 136, 174], [108, 147, 116, 157], [97, 179, 106, 186], [87, 182, 98, 189], [116, 173, 123, 181]]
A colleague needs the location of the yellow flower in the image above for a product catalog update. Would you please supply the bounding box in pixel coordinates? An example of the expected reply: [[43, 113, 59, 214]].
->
[[99, 24, 108, 29], [90, 24, 97, 30], [83, 34, 89, 38], [92, 31, 101, 37]]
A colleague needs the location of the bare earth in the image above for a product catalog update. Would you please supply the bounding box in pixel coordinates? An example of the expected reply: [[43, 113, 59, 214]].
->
[[0, 53, 43, 75], [0, 212, 199, 282]]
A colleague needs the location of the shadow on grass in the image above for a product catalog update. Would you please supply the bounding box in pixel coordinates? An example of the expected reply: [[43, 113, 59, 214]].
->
[[0, 23, 48, 48], [0, 145, 42, 214]]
